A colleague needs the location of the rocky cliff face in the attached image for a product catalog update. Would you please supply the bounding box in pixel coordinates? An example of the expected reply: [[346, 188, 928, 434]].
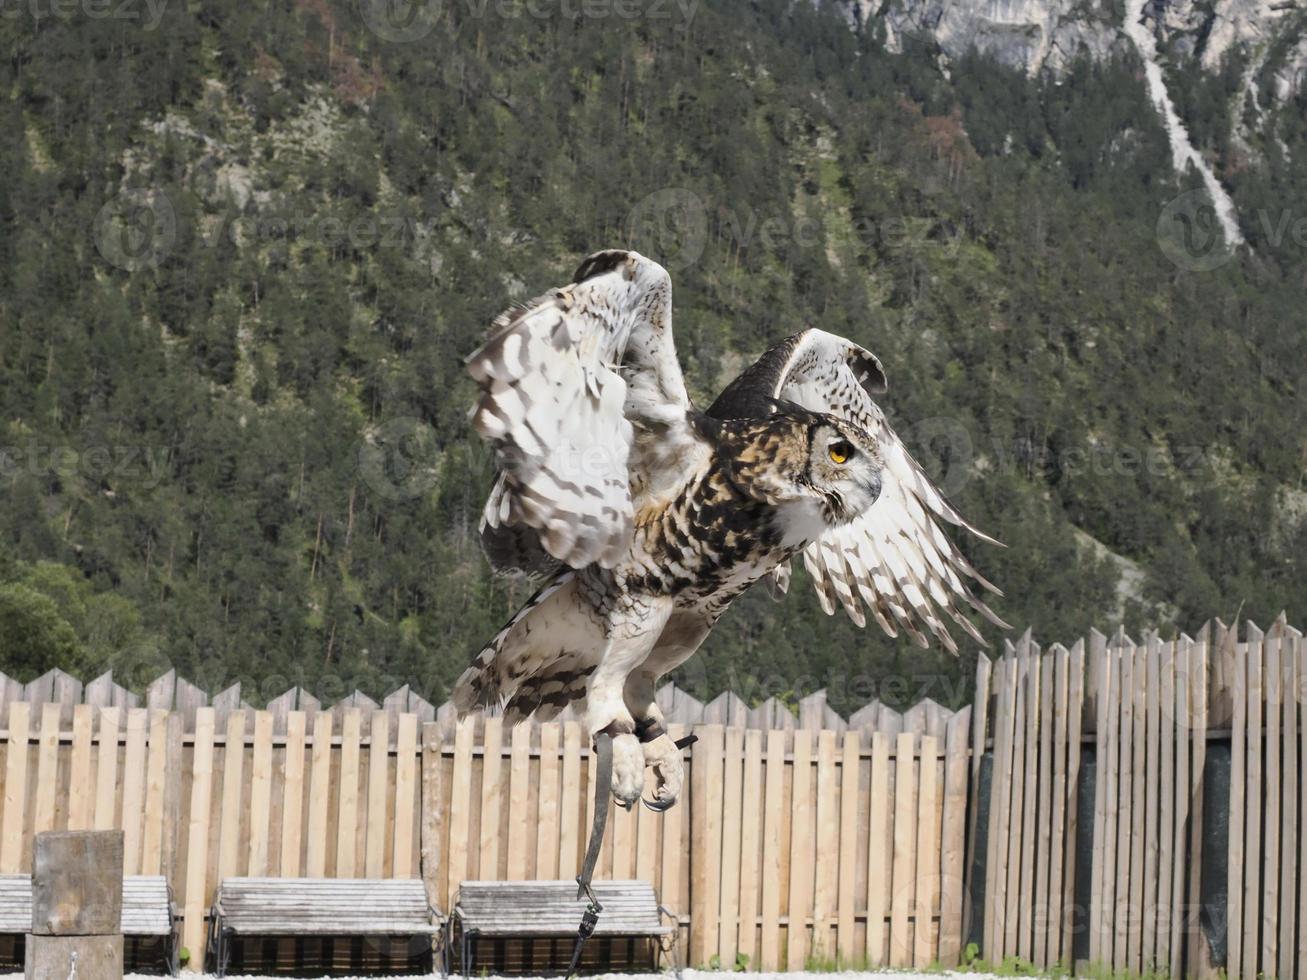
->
[[1157, 0, 1302, 73], [845, 0, 1307, 107], [845, 0, 1124, 75], [1156, 0, 1307, 130]]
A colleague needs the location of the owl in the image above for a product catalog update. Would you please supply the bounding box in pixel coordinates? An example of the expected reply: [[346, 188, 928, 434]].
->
[[452, 250, 1005, 811]]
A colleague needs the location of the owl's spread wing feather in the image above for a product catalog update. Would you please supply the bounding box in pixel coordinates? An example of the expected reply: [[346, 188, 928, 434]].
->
[[468, 250, 692, 571], [711, 328, 1008, 653]]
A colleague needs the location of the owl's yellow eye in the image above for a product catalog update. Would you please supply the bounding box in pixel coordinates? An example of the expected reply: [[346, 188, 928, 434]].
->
[[828, 441, 853, 465]]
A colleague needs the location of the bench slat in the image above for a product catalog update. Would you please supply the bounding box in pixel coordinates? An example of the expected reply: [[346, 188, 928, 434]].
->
[[212, 877, 440, 938], [220, 923, 444, 935], [453, 880, 668, 938], [0, 874, 173, 937]]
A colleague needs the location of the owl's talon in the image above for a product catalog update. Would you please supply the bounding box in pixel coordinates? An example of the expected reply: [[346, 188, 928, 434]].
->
[[609, 733, 644, 808], [640, 732, 684, 811]]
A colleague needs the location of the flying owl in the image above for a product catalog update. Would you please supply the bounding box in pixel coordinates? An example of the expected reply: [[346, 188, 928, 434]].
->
[[452, 249, 1005, 811]]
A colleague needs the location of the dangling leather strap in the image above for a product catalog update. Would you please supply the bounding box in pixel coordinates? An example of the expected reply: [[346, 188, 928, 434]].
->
[[567, 725, 698, 978], [568, 729, 614, 977]]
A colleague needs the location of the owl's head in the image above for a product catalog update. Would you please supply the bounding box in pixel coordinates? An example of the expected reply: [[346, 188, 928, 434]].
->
[[801, 419, 884, 524], [719, 406, 884, 543]]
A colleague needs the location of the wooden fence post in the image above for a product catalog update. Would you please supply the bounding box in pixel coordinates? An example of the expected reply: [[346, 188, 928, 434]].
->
[[420, 721, 444, 917], [690, 724, 725, 968], [938, 706, 970, 967], [180, 708, 214, 970], [961, 652, 991, 952]]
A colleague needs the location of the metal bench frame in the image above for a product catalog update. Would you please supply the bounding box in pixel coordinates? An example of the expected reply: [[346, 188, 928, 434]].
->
[[206, 877, 443, 977], [449, 880, 675, 976]]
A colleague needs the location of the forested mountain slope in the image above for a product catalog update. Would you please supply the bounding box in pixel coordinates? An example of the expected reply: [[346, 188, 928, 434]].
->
[[0, 0, 1303, 712]]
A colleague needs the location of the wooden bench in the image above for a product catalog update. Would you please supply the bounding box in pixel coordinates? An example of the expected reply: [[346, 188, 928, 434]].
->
[[206, 877, 443, 977], [0, 873, 177, 974], [449, 880, 674, 976]]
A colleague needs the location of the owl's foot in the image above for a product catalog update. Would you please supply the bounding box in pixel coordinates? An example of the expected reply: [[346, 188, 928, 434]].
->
[[640, 732, 683, 812], [610, 732, 645, 809]]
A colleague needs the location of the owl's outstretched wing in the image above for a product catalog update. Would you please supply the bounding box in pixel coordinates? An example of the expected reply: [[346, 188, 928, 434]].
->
[[709, 328, 1008, 653], [468, 250, 694, 571]]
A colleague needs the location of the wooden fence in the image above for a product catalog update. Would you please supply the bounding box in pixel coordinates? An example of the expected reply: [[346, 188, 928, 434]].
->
[[972, 617, 1305, 979], [0, 686, 972, 972], [0, 616, 1302, 977]]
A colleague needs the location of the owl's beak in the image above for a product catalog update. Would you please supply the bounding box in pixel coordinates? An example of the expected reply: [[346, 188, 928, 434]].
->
[[846, 468, 883, 521], [865, 471, 883, 504]]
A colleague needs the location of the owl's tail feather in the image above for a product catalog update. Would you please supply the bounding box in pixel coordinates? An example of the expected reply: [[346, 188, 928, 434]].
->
[[451, 570, 603, 725]]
